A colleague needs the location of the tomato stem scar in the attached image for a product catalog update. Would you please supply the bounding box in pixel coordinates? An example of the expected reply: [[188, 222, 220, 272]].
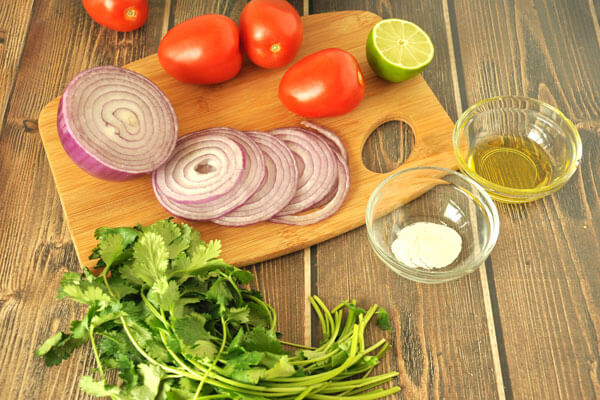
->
[[270, 43, 281, 54], [124, 7, 138, 20]]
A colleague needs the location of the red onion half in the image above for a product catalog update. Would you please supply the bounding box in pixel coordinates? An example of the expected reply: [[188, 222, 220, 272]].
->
[[57, 66, 177, 181], [212, 131, 298, 226], [270, 127, 337, 216]]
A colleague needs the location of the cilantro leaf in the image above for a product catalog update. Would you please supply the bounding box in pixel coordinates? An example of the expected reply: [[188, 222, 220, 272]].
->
[[126, 363, 164, 400], [343, 301, 367, 315], [172, 313, 212, 346], [247, 302, 270, 328], [242, 327, 285, 355], [187, 339, 218, 359], [79, 376, 120, 397], [170, 297, 199, 319], [148, 277, 180, 312], [143, 219, 181, 245], [90, 302, 124, 327], [95, 226, 139, 244], [231, 367, 266, 384], [112, 354, 139, 389], [99, 233, 127, 268], [131, 232, 169, 286], [58, 269, 112, 305], [190, 240, 222, 269], [35, 332, 64, 357], [376, 308, 392, 331], [264, 356, 296, 379], [232, 268, 254, 285], [206, 278, 233, 310], [106, 271, 138, 299], [227, 306, 250, 325], [35, 331, 88, 366]]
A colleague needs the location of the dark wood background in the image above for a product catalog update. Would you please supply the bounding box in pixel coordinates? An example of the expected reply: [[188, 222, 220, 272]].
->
[[1, 0, 599, 399]]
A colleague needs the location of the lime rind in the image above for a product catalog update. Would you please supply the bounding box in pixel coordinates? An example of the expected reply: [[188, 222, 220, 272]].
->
[[372, 19, 434, 70]]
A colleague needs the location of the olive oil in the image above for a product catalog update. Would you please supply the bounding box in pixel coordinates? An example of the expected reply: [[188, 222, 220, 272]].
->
[[467, 136, 553, 189]]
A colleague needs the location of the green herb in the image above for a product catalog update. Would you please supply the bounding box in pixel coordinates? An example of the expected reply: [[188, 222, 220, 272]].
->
[[36, 219, 399, 399]]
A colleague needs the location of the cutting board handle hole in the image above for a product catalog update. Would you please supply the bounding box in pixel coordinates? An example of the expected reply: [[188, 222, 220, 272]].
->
[[362, 120, 415, 174]]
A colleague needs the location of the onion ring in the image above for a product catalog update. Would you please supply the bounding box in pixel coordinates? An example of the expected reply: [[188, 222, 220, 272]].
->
[[212, 131, 298, 226], [271, 151, 350, 225], [270, 127, 337, 216], [57, 66, 177, 180], [153, 128, 265, 220]]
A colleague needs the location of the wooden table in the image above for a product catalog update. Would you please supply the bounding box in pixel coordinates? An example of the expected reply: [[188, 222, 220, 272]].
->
[[1, 1, 598, 399]]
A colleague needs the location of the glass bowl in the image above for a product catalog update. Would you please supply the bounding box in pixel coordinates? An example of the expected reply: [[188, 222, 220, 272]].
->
[[366, 167, 499, 283], [453, 96, 582, 203]]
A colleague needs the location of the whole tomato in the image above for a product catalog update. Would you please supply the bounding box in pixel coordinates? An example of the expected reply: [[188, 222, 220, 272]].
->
[[239, 0, 303, 69], [279, 48, 365, 118], [158, 15, 242, 85], [81, 0, 148, 32]]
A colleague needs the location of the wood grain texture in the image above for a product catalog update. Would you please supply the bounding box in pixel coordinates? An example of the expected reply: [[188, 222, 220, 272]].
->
[[452, 0, 600, 398], [310, 1, 499, 399], [0, 0, 33, 122], [37, 11, 456, 270], [0, 1, 173, 399]]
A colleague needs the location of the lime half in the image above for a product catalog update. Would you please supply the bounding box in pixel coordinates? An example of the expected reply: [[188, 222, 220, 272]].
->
[[366, 19, 434, 82]]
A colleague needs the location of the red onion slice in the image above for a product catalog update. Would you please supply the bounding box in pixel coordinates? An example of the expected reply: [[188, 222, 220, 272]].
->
[[154, 132, 245, 204], [212, 131, 298, 226], [153, 128, 265, 220], [270, 127, 337, 216], [300, 120, 348, 162], [271, 151, 350, 225], [57, 66, 177, 181]]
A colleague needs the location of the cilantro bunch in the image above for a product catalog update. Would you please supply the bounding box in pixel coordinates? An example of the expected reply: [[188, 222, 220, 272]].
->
[[36, 219, 400, 399]]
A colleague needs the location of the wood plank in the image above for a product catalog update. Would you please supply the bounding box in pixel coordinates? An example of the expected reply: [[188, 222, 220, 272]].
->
[[310, 1, 500, 399], [0, 0, 33, 125], [452, 0, 600, 398], [0, 1, 171, 399]]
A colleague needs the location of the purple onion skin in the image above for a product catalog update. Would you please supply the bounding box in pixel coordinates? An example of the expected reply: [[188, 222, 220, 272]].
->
[[57, 66, 178, 181], [57, 97, 139, 181]]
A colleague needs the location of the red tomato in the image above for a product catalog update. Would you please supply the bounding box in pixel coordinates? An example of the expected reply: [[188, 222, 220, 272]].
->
[[239, 0, 303, 69], [279, 48, 365, 118], [158, 15, 242, 85], [81, 0, 148, 32]]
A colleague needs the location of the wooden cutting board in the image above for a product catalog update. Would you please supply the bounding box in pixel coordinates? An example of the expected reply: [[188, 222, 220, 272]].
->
[[38, 11, 456, 268]]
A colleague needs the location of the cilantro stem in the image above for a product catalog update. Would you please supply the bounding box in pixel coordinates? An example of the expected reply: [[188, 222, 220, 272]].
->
[[120, 316, 195, 379], [280, 340, 316, 350], [310, 297, 328, 339], [246, 294, 277, 331], [307, 386, 401, 399], [196, 316, 228, 396], [158, 330, 204, 380], [269, 325, 360, 385], [312, 296, 335, 337], [102, 274, 116, 299], [140, 288, 170, 328], [88, 326, 105, 381]]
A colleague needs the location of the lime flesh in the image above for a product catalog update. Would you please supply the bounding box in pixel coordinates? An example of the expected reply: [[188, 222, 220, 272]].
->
[[366, 19, 434, 82]]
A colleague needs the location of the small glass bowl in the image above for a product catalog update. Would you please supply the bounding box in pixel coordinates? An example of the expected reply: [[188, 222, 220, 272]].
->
[[366, 167, 499, 283], [453, 96, 582, 203]]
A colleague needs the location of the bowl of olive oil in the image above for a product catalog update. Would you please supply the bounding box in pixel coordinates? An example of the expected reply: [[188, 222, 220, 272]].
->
[[453, 96, 582, 203]]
